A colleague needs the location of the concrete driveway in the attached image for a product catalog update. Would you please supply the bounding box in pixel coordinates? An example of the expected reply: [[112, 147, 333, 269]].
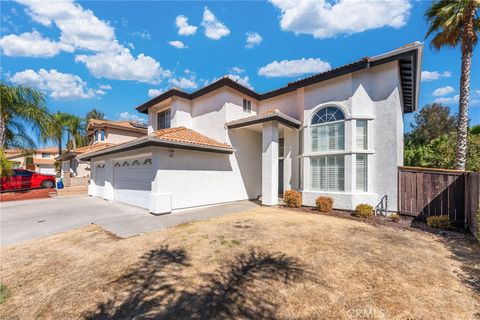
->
[[0, 195, 260, 245]]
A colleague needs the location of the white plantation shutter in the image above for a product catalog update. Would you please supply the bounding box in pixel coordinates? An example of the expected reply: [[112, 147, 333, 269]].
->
[[356, 120, 367, 150], [311, 122, 344, 152], [356, 154, 367, 192], [311, 158, 320, 190], [311, 127, 319, 152], [311, 156, 344, 191]]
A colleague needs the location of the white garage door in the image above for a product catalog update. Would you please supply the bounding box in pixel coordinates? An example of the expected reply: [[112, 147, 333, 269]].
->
[[93, 162, 106, 198], [113, 156, 154, 209], [39, 166, 56, 175]]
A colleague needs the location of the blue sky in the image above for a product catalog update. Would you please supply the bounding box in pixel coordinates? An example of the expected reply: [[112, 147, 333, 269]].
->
[[1, 0, 479, 146]]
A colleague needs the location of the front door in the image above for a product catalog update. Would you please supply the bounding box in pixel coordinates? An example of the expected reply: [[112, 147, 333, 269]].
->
[[278, 159, 284, 195]]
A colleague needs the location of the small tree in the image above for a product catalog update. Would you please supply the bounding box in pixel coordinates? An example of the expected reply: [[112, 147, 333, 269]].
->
[[406, 103, 457, 145]]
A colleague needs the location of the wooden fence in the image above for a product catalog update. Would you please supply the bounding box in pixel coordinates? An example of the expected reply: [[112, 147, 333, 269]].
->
[[398, 166, 480, 231]]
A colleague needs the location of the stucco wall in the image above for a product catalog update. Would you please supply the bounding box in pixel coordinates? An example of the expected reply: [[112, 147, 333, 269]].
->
[[106, 128, 145, 144]]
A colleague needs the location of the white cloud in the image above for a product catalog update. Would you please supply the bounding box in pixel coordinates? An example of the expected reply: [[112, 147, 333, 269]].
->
[[99, 84, 112, 90], [421, 70, 451, 82], [16, 0, 167, 84], [175, 15, 197, 36], [201, 7, 230, 40], [9, 68, 96, 100], [231, 66, 245, 74], [225, 74, 253, 90], [118, 111, 146, 123], [433, 86, 455, 97], [245, 32, 262, 48], [433, 95, 459, 104], [433, 94, 480, 107], [75, 48, 170, 84], [148, 88, 164, 98], [169, 76, 198, 90], [17, 0, 118, 52], [168, 40, 187, 49], [0, 30, 73, 57], [270, 0, 411, 39], [131, 30, 151, 40], [258, 58, 331, 77]]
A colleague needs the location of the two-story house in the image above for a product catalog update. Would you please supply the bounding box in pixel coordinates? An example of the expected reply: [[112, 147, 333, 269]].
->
[[57, 119, 147, 178], [79, 42, 423, 214], [6, 147, 60, 174]]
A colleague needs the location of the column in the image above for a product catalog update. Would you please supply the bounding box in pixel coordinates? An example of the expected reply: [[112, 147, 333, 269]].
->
[[262, 121, 279, 206]]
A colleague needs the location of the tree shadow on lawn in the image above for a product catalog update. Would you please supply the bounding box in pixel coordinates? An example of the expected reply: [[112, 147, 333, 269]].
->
[[85, 246, 311, 320]]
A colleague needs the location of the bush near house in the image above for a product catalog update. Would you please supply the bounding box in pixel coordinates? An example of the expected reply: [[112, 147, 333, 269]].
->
[[389, 213, 400, 223], [283, 190, 302, 208], [426, 215, 452, 229], [354, 204, 374, 218], [316, 196, 333, 213]]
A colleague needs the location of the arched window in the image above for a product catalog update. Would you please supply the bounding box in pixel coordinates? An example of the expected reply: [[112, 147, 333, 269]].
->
[[310, 106, 346, 191], [311, 106, 344, 125], [311, 106, 345, 152]]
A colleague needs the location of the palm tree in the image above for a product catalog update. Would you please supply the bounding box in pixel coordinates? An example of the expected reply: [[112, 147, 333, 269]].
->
[[0, 82, 50, 150], [425, 0, 479, 170], [47, 112, 71, 156], [86, 108, 105, 122], [0, 83, 51, 175], [65, 115, 87, 150]]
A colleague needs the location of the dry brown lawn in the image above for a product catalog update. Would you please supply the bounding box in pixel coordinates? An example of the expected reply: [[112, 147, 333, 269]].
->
[[1, 207, 479, 319]]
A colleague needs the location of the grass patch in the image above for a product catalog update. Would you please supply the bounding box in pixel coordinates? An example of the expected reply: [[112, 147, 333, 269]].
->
[[0, 284, 9, 304]]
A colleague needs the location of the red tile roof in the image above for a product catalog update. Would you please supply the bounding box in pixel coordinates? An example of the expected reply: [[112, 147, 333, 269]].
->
[[87, 119, 147, 132], [71, 143, 117, 154], [151, 127, 233, 150]]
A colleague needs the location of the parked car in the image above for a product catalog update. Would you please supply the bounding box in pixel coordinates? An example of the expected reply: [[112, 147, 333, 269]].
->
[[1, 169, 56, 192]]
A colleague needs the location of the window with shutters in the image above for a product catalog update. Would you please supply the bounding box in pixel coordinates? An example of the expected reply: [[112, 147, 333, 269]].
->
[[311, 155, 344, 191], [157, 108, 171, 130], [311, 107, 345, 152], [356, 154, 367, 192], [356, 120, 367, 150]]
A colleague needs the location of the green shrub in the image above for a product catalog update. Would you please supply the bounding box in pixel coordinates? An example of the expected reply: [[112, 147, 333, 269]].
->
[[316, 196, 333, 213], [426, 215, 452, 229], [389, 213, 400, 223], [354, 204, 374, 218], [283, 190, 302, 208]]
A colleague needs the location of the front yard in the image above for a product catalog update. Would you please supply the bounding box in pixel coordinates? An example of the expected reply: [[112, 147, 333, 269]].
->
[[1, 207, 479, 319]]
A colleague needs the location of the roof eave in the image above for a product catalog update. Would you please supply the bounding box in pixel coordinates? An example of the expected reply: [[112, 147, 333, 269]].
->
[[78, 136, 234, 161], [227, 113, 302, 129]]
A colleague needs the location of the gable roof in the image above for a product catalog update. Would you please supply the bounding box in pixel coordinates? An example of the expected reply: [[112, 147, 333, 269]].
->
[[136, 42, 423, 114], [226, 109, 302, 129], [87, 119, 147, 133], [78, 127, 234, 161]]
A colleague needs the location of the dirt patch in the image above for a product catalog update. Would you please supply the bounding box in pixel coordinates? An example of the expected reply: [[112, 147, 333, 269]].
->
[[1, 207, 479, 319], [0, 189, 55, 202]]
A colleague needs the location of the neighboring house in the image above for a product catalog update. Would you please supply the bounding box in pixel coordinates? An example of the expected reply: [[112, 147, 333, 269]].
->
[[5, 147, 59, 175], [57, 119, 147, 178], [79, 42, 423, 214]]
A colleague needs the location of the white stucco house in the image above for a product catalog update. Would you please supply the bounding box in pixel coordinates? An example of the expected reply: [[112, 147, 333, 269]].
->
[[79, 42, 423, 214]]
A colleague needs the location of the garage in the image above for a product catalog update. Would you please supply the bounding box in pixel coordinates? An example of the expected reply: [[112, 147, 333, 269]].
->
[[92, 162, 106, 198], [113, 156, 155, 209], [38, 166, 56, 175]]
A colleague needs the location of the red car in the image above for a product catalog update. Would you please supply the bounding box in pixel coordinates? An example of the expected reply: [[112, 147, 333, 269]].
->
[[1, 169, 56, 192]]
